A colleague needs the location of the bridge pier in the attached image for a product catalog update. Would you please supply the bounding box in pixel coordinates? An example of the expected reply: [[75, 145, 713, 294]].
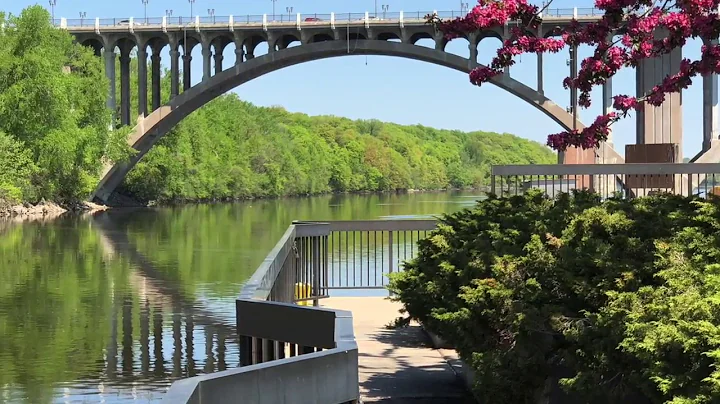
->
[[170, 47, 180, 98], [137, 47, 148, 117], [103, 48, 117, 123], [202, 43, 212, 82], [119, 51, 132, 126], [468, 33, 478, 65], [703, 40, 719, 153], [603, 77, 613, 145], [635, 41, 682, 160], [537, 53, 544, 94], [151, 49, 162, 111], [536, 25, 544, 95], [182, 54, 192, 91]]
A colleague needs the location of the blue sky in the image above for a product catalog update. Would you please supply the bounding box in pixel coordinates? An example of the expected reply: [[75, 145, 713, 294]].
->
[[6, 0, 711, 158]]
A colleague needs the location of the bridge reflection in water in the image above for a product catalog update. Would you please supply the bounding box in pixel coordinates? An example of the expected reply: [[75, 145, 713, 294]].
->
[[84, 212, 237, 401], [0, 211, 240, 403]]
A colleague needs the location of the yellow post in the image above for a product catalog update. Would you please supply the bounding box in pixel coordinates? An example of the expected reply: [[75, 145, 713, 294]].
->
[[294, 282, 312, 306]]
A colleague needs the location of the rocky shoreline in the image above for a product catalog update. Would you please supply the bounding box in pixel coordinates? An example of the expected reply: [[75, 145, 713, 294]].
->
[[0, 200, 109, 221]]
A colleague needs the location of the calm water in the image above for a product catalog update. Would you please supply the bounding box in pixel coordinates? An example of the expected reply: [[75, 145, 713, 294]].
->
[[0, 191, 482, 403]]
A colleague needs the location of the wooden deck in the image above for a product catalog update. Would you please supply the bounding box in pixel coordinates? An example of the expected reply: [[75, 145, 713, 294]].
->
[[322, 297, 475, 403]]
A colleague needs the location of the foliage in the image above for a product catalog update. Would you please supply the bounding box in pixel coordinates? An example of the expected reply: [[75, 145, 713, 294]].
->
[[434, 0, 719, 151], [121, 94, 555, 202], [0, 132, 36, 202], [0, 6, 129, 203], [389, 191, 720, 403]]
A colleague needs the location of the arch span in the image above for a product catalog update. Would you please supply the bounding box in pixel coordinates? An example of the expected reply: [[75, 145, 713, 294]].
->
[[92, 40, 603, 203]]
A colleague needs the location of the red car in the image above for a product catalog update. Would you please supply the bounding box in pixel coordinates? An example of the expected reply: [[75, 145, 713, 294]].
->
[[304, 17, 322, 22]]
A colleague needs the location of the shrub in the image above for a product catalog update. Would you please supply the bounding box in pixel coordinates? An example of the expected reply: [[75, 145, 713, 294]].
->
[[388, 190, 720, 403], [0, 131, 36, 203]]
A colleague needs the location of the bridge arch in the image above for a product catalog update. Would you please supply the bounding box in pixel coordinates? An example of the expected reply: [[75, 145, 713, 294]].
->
[[92, 39, 586, 203]]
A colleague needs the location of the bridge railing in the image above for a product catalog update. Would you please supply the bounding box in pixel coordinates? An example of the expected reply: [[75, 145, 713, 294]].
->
[[491, 163, 720, 199], [52, 8, 605, 29]]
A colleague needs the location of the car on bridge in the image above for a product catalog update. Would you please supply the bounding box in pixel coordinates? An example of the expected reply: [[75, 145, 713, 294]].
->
[[304, 17, 322, 22], [117, 19, 145, 25]]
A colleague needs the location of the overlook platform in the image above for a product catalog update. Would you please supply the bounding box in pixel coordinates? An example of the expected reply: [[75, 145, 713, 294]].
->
[[322, 297, 473, 403]]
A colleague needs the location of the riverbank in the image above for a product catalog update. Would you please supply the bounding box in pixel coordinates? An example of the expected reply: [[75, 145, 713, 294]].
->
[[0, 199, 109, 221], [135, 187, 490, 208], [1, 187, 488, 223]]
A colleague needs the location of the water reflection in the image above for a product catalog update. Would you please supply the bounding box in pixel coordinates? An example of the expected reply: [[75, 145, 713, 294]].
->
[[0, 191, 483, 403]]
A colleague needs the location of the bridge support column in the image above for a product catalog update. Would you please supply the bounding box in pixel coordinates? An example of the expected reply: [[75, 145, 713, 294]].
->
[[603, 77, 613, 145], [434, 33, 444, 51], [560, 44, 579, 164], [103, 47, 117, 123], [170, 48, 180, 98], [214, 53, 224, 76], [537, 52, 544, 95], [703, 69, 719, 152], [468, 33, 478, 66], [151, 51, 162, 111], [537, 24, 543, 94], [183, 54, 192, 91], [468, 43, 478, 65], [119, 52, 131, 126], [137, 47, 148, 118], [635, 42, 682, 158], [202, 43, 212, 82]]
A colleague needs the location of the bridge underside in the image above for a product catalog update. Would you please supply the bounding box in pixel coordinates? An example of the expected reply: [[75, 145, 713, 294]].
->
[[88, 40, 617, 204]]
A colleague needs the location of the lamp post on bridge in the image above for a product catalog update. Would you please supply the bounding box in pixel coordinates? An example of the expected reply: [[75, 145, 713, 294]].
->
[[188, 0, 195, 18], [460, 2, 469, 14], [271, 0, 278, 21], [141, 0, 150, 25], [48, 0, 56, 23], [208, 8, 215, 23], [286, 6, 293, 21], [382, 4, 389, 19], [79, 11, 86, 27], [142, 0, 149, 24]]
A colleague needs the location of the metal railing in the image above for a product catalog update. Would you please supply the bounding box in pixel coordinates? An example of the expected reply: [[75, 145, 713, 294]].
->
[[491, 163, 720, 199], [53, 8, 604, 29], [323, 220, 437, 289]]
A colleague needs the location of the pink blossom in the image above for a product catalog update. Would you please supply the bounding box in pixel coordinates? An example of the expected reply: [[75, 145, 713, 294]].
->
[[430, 0, 719, 151]]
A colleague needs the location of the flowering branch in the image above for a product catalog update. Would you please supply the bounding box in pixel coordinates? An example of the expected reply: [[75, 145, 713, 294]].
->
[[430, 0, 720, 151]]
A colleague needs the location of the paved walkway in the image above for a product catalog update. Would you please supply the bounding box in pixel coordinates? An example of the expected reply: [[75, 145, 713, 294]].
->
[[323, 297, 475, 403]]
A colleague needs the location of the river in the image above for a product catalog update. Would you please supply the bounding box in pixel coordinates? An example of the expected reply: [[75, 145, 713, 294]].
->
[[0, 191, 483, 403]]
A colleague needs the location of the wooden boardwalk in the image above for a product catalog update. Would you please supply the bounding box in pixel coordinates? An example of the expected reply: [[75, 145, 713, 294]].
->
[[323, 297, 475, 403]]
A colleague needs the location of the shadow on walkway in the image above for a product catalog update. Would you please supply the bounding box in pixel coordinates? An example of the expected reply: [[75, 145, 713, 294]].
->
[[323, 297, 475, 403]]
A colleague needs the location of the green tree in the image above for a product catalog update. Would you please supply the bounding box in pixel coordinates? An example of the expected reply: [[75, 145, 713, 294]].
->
[[389, 191, 720, 403], [122, 94, 556, 203], [0, 6, 129, 202]]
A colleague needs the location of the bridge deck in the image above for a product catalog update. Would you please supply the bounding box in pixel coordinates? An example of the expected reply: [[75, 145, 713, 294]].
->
[[322, 297, 474, 403]]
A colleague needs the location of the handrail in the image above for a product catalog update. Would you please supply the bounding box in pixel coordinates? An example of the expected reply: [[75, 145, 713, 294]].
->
[[238, 225, 297, 301], [53, 8, 604, 29]]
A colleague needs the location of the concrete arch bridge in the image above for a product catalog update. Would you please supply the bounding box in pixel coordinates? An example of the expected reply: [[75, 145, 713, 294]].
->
[[65, 11, 629, 203]]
